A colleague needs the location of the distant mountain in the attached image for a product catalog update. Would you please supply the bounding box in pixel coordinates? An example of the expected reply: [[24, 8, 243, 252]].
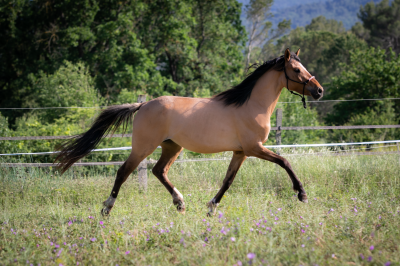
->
[[238, 0, 381, 30], [271, 0, 381, 29]]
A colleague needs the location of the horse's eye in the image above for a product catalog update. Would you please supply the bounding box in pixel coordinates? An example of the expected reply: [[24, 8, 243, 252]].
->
[[294, 68, 300, 73]]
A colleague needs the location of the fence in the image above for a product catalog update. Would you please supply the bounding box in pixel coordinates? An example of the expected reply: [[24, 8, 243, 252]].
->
[[1, 96, 400, 191]]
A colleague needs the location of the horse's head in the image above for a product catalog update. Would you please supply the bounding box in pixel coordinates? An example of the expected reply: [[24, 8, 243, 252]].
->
[[283, 48, 323, 100]]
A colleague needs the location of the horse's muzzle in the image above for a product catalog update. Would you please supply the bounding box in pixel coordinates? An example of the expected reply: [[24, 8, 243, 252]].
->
[[311, 87, 324, 100]]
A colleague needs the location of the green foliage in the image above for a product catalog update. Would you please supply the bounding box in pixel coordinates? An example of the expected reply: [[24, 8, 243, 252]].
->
[[26, 61, 104, 123], [326, 47, 400, 126], [0, 0, 246, 122], [351, 22, 370, 40], [0, 113, 13, 154], [244, 0, 291, 67], [305, 16, 346, 34], [329, 102, 399, 142], [358, 0, 400, 53]]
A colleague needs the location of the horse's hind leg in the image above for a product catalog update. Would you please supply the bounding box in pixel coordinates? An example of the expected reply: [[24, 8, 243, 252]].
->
[[101, 143, 158, 216], [207, 151, 246, 216], [152, 140, 185, 213]]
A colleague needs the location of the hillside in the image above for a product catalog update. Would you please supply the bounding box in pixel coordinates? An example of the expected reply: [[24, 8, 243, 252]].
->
[[239, 0, 381, 30]]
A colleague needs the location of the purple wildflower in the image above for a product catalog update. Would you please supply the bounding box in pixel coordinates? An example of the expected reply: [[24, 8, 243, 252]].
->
[[231, 237, 235, 242], [368, 256, 372, 262], [99, 221, 104, 225], [125, 251, 130, 255], [385, 262, 391, 266], [247, 253, 256, 260], [90, 238, 96, 242], [369, 245, 374, 251]]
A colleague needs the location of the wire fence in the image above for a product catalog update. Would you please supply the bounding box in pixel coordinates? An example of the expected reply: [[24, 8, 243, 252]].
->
[[1, 97, 399, 110]]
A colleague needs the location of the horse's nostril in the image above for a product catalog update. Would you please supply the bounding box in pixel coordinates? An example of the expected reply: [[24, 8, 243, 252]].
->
[[318, 88, 323, 94]]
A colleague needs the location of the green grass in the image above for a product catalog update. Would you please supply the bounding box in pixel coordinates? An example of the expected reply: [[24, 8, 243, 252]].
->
[[1, 151, 399, 265]]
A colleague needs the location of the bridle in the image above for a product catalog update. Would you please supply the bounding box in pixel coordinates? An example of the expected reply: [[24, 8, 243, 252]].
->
[[283, 67, 315, 109]]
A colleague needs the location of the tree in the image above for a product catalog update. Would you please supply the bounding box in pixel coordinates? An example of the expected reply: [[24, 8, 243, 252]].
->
[[325, 47, 400, 125], [244, 0, 290, 68], [305, 16, 346, 34], [0, 0, 246, 124], [357, 0, 400, 53], [260, 17, 367, 85], [26, 61, 103, 124]]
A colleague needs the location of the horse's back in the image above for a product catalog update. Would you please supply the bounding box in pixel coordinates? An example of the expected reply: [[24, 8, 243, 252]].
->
[[133, 96, 242, 153]]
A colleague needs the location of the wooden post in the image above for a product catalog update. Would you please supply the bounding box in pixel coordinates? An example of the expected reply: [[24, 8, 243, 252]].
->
[[275, 108, 282, 145], [138, 159, 148, 192], [397, 142, 400, 166], [137, 95, 147, 192], [275, 109, 283, 155], [137, 94, 147, 103]]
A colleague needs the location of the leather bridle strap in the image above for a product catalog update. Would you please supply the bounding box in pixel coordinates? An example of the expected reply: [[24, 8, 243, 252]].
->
[[283, 67, 315, 109]]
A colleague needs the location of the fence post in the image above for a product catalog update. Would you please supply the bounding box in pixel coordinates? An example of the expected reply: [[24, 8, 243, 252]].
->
[[137, 95, 147, 192], [275, 108, 282, 145], [397, 142, 400, 166]]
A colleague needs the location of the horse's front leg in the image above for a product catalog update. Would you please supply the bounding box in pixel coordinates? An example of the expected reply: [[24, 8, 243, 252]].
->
[[207, 151, 247, 216], [245, 143, 308, 203]]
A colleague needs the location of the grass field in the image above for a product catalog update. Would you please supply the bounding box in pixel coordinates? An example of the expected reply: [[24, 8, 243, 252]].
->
[[1, 151, 399, 265]]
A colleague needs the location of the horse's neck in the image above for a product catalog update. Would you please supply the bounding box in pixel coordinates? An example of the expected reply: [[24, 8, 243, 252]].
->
[[248, 70, 284, 115]]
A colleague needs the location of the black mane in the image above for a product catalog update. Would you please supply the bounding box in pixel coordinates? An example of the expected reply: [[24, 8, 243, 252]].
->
[[215, 52, 300, 107]]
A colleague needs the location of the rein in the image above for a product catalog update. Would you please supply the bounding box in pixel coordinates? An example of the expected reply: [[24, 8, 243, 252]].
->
[[283, 67, 315, 109]]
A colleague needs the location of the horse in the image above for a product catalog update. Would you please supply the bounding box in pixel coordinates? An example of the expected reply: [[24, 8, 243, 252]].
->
[[55, 48, 324, 217]]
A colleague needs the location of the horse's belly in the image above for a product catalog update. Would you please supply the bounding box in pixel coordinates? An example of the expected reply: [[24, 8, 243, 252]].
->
[[172, 136, 241, 153], [169, 116, 241, 153]]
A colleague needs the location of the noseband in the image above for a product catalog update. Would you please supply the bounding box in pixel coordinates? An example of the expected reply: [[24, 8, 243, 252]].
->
[[283, 67, 315, 109]]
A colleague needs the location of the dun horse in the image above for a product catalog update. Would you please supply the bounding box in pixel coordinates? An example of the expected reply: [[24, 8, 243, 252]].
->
[[55, 48, 324, 216]]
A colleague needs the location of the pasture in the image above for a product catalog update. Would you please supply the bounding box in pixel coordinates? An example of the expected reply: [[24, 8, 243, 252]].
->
[[0, 151, 399, 265]]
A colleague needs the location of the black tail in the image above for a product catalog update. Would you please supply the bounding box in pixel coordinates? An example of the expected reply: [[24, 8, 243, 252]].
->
[[54, 103, 143, 173]]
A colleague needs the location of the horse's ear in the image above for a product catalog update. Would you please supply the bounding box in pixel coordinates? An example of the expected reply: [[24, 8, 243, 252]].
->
[[296, 48, 300, 57], [285, 48, 291, 62]]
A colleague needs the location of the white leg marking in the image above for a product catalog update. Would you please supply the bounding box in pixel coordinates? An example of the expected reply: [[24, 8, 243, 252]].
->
[[172, 188, 185, 213], [172, 188, 183, 201]]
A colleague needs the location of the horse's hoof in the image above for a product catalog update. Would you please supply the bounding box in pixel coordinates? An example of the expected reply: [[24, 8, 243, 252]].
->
[[177, 204, 186, 214], [206, 199, 218, 217], [298, 192, 308, 203], [101, 207, 112, 216]]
